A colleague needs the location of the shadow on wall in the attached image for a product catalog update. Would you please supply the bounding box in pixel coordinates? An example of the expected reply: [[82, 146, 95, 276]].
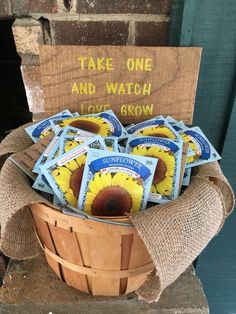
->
[[0, 18, 31, 134]]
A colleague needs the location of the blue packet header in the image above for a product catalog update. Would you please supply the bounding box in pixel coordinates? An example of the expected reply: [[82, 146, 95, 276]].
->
[[25, 110, 72, 142], [180, 127, 221, 168], [78, 148, 157, 215], [126, 117, 182, 142]]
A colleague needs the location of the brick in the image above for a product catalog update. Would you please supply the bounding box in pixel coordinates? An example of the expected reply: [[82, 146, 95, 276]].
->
[[12, 18, 44, 56], [135, 22, 169, 46], [0, 0, 12, 17], [50, 20, 129, 45], [12, 0, 58, 16], [77, 0, 171, 15], [21, 61, 45, 113]]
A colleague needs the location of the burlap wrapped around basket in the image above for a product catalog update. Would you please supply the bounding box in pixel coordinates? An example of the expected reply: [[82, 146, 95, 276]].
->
[[0, 123, 234, 303]]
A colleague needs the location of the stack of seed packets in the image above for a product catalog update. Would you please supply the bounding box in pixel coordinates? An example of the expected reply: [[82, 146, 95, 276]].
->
[[21, 109, 222, 217]]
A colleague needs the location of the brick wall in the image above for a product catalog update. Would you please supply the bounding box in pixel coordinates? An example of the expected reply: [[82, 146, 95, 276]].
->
[[1, 0, 172, 117]]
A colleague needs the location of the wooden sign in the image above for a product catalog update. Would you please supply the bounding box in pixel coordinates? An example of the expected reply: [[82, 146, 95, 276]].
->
[[39, 45, 202, 124]]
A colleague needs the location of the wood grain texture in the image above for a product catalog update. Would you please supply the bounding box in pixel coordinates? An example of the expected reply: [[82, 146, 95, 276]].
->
[[39, 45, 202, 124], [31, 203, 153, 296], [31, 212, 61, 280]]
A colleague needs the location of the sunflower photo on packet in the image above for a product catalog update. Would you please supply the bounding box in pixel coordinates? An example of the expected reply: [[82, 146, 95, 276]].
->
[[78, 148, 157, 216], [180, 126, 221, 168], [126, 136, 183, 203], [59, 136, 91, 154], [41, 136, 106, 207], [126, 117, 182, 141], [25, 109, 72, 142], [50, 109, 128, 138]]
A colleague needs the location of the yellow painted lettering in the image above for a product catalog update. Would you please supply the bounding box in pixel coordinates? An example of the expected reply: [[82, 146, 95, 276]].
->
[[106, 82, 118, 94], [135, 58, 144, 71], [78, 57, 87, 70], [88, 83, 96, 94], [143, 83, 151, 95], [106, 58, 113, 71], [126, 58, 135, 71], [88, 105, 96, 114], [126, 83, 134, 95], [145, 58, 152, 71], [118, 83, 126, 95], [88, 58, 96, 70], [79, 83, 87, 94], [143, 104, 153, 115], [71, 82, 79, 94], [135, 106, 142, 116], [134, 83, 141, 95], [126, 58, 152, 71], [120, 105, 127, 116], [128, 105, 135, 116]]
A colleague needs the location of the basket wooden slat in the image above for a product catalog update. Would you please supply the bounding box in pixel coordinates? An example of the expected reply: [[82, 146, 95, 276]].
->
[[31, 211, 62, 280], [125, 233, 152, 294], [48, 224, 89, 293], [30, 203, 154, 296]]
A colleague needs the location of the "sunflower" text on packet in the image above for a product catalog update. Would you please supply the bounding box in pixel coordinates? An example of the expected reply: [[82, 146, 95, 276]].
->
[[40, 136, 106, 208], [126, 136, 183, 203], [78, 148, 157, 216]]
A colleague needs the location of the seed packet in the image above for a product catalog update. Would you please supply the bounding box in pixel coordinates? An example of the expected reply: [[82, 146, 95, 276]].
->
[[180, 127, 221, 168], [166, 116, 187, 131], [50, 110, 128, 138], [126, 136, 183, 203], [78, 148, 157, 216], [33, 132, 62, 173], [126, 117, 182, 141], [32, 134, 62, 194], [41, 136, 106, 208], [182, 168, 191, 186], [25, 110, 72, 142], [104, 137, 119, 151]]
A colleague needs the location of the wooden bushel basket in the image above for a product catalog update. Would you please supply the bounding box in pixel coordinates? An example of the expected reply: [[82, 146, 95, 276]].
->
[[30, 203, 154, 296]]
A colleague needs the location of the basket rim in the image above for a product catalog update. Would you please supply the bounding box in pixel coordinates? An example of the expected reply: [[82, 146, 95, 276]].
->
[[30, 203, 137, 234]]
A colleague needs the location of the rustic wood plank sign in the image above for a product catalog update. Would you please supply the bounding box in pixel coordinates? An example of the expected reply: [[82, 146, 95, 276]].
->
[[39, 45, 202, 124]]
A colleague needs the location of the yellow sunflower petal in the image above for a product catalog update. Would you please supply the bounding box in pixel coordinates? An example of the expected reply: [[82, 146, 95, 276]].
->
[[64, 160, 80, 171], [52, 166, 71, 187]]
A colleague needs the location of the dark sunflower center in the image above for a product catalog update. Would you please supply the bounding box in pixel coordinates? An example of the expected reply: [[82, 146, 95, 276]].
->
[[147, 156, 167, 184], [148, 133, 168, 138], [91, 186, 132, 216], [69, 120, 100, 134], [70, 165, 85, 198]]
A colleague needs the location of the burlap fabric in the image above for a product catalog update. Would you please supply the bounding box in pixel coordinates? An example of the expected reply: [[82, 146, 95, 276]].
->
[[0, 124, 234, 302]]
